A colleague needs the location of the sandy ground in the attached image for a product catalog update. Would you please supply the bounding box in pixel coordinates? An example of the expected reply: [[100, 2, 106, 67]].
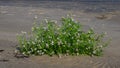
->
[[0, 1, 120, 68]]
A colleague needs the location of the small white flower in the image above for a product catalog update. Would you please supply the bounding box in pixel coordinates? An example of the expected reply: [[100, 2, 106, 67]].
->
[[58, 54, 62, 58], [57, 28, 60, 30], [58, 42, 60, 45], [104, 32, 107, 35], [77, 39, 80, 42], [54, 20, 57, 24], [68, 33, 70, 35], [51, 41, 54, 45], [76, 49, 78, 52], [23, 45, 25, 48], [91, 27, 94, 30], [42, 52, 44, 55], [35, 38, 37, 41], [14, 50, 19, 54], [32, 27, 35, 31], [34, 48, 37, 51], [38, 40, 41, 43], [21, 41, 24, 44], [22, 52, 25, 55], [28, 41, 30, 44], [46, 43, 49, 47], [43, 49, 46, 52], [34, 15, 38, 19], [36, 27, 39, 29], [68, 43, 71, 47], [58, 40, 62, 45], [43, 27, 47, 30], [52, 20, 57, 24], [76, 42, 79, 45], [99, 45, 103, 48], [32, 41, 35, 45], [42, 40, 44, 43], [21, 31, 27, 34], [75, 21, 78, 24], [69, 23, 72, 26], [86, 47, 88, 50], [71, 18, 74, 21], [76, 53, 79, 56], [16, 33, 19, 36], [57, 37, 60, 40], [28, 51, 31, 54], [66, 50, 69, 53], [63, 32, 66, 35], [44, 19, 48, 23], [37, 50, 40, 53], [48, 36, 52, 39], [31, 48, 33, 51], [93, 51, 96, 54], [40, 50, 42, 52]]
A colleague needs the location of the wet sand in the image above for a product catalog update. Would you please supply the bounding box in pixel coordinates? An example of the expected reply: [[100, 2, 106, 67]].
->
[[0, 1, 120, 68]]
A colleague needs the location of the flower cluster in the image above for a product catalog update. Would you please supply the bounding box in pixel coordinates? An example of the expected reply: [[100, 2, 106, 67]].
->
[[17, 16, 108, 56]]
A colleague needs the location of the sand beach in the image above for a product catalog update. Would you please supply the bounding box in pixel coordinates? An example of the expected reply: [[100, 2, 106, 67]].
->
[[0, 1, 120, 68]]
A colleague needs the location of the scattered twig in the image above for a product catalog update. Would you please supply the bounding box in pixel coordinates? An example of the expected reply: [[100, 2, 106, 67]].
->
[[14, 54, 29, 58], [0, 50, 4, 52], [0, 59, 9, 62], [96, 15, 107, 20], [14, 50, 29, 59]]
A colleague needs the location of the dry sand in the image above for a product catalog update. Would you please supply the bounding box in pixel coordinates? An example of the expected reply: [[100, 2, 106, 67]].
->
[[0, 1, 120, 68]]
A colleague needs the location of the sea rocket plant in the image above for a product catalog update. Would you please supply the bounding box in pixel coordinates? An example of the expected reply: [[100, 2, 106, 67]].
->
[[17, 16, 108, 57]]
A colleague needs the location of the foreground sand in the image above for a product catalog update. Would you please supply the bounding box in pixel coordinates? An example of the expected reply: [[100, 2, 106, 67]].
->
[[0, 1, 120, 68]]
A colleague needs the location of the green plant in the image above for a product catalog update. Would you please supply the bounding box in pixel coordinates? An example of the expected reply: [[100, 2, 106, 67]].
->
[[17, 16, 108, 57]]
